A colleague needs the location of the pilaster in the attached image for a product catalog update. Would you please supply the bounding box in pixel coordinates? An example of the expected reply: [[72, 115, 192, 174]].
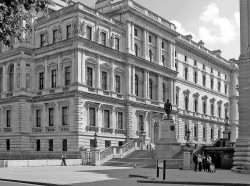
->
[[126, 21, 132, 53], [2, 65, 6, 92], [144, 69, 149, 99], [157, 75, 162, 102], [157, 36, 162, 65]]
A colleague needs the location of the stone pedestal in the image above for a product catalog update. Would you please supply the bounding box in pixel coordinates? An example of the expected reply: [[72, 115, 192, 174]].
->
[[155, 116, 181, 160], [91, 148, 101, 166], [182, 146, 193, 170]]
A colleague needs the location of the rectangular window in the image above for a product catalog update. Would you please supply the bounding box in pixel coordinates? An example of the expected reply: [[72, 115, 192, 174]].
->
[[105, 140, 111, 148], [49, 108, 54, 126], [62, 107, 68, 125], [40, 34, 45, 47], [203, 64, 206, 70], [134, 29, 138, 37], [39, 72, 44, 90], [104, 110, 110, 128], [211, 68, 213, 73], [89, 107, 96, 126], [66, 25, 71, 39], [6, 110, 11, 127], [65, 66, 71, 86], [162, 42, 164, 49], [118, 112, 123, 129], [218, 72, 220, 76], [139, 115, 144, 131], [51, 69, 57, 88], [115, 75, 121, 93], [86, 26, 92, 40], [62, 139, 67, 151], [36, 109, 41, 127], [0, 74, 3, 93], [115, 38, 119, 50], [87, 67, 93, 87], [184, 56, 187, 62], [194, 60, 197, 66], [53, 29, 58, 44], [36, 140, 40, 151], [49, 139, 53, 151], [102, 71, 107, 90], [90, 139, 95, 148], [6, 139, 10, 150], [149, 35, 152, 43], [101, 32, 106, 46]]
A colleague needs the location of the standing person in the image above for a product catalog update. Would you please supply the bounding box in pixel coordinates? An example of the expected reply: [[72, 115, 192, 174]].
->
[[202, 156, 207, 171], [198, 155, 202, 171], [207, 155, 212, 172], [61, 154, 67, 166], [193, 154, 198, 172]]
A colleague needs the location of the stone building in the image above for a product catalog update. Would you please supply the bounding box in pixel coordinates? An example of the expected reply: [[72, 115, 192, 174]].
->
[[0, 0, 238, 158]]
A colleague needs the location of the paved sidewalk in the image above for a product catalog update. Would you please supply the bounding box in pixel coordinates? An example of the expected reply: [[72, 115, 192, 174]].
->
[[0, 166, 249, 186]]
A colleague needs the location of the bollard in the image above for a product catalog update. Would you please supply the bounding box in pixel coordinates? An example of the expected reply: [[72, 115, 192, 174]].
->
[[156, 159, 159, 178], [163, 160, 166, 180]]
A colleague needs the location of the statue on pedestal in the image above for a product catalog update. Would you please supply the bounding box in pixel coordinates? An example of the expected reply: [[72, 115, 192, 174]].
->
[[164, 99, 172, 120]]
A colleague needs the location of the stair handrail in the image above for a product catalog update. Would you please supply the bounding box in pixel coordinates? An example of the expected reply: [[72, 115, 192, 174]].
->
[[193, 145, 205, 156], [120, 140, 135, 158], [100, 146, 114, 165]]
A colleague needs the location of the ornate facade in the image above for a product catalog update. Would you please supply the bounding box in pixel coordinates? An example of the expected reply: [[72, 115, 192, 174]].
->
[[0, 0, 238, 158]]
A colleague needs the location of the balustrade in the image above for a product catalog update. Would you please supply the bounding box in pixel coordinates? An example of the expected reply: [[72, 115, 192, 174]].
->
[[101, 128, 113, 134], [32, 127, 43, 133], [3, 128, 12, 133], [86, 126, 99, 132], [115, 129, 126, 135], [59, 126, 70, 132], [46, 126, 56, 133]]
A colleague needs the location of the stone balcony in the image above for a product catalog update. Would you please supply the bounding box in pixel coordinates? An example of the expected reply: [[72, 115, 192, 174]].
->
[[86, 126, 99, 133], [101, 128, 114, 134], [32, 127, 43, 133], [59, 126, 70, 132], [46, 126, 56, 133], [115, 129, 126, 135], [3, 127, 12, 133]]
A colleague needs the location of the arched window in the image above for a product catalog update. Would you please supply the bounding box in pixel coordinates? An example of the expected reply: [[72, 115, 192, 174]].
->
[[135, 74, 138, 96], [218, 105, 221, 118], [203, 126, 206, 139], [194, 125, 198, 138], [135, 44, 138, 57], [185, 96, 189, 110], [8, 64, 14, 92], [162, 55, 165, 64], [149, 50, 152, 62], [162, 83, 166, 102], [194, 99, 198, 113], [225, 84, 227, 94], [0, 67, 3, 93], [211, 78, 214, 89], [203, 101, 207, 115], [149, 79, 153, 99], [225, 108, 228, 119], [211, 128, 214, 139], [194, 71, 197, 83], [184, 67, 188, 80], [211, 103, 214, 116], [203, 74, 206, 86]]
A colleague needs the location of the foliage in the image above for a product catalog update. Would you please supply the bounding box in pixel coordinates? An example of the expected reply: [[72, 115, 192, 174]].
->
[[0, 0, 48, 47]]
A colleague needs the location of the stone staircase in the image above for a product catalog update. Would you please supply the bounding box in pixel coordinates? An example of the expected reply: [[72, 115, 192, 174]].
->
[[103, 150, 156, 168]]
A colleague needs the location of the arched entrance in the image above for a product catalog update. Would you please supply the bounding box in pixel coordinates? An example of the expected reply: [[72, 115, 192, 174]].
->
[[154, 122, 159, 143]]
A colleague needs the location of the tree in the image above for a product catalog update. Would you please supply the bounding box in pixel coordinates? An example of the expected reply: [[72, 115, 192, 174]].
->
[[0, 0, 48, 47]]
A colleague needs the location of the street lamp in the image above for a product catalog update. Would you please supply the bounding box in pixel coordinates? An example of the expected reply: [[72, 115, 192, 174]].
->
[[186, 129, 191, 146], [93, 133, 98, 148], [223, 117, 231, 142]]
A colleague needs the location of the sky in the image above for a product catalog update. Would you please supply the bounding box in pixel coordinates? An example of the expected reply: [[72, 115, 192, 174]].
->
[[79, 0, 240, 60]]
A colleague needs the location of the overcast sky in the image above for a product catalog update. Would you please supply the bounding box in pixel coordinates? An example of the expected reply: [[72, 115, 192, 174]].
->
[[80, 0, 240, 60]]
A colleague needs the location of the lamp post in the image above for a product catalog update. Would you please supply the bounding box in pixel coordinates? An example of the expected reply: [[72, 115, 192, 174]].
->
[[186, 129, 191, 146], [223, 117, 231, 146], [94, 132, 98, 148]]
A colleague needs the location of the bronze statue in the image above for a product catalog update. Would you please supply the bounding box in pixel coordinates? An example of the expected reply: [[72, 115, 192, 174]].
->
[[164, 99, 172, 119]]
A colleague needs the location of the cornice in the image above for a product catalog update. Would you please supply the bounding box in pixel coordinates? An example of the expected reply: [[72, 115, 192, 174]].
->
[[176, 39, 231, 72]]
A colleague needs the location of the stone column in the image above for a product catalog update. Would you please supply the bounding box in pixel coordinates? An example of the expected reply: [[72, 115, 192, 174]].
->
[[131, 65, 135, 95], [157, 75, 162, 102], [96, 55, 101, 89], [131, 22, 135, 54], [144, 69, 149, 98], [13, 62, 17, 91], [168, 41, 174, 68], [81, 49, 86, 85], [125, 64, 132, 95], [44, 57, 48, 89], [110, 60, 115, 92], [233, 0, 250, 174], [20, 59, 26, 89], [172, 79, 176, 105], [169, 79, 174, 104], [157, 36, 162, 65], [126, 21, 131, 53], [57, 53, 62, 87], [2, 65, 6, 92], [75, 48, 82, 84], [143, 29, 148, 60], [71, 49, 75, 83]]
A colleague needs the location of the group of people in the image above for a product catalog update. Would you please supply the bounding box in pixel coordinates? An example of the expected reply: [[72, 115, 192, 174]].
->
[[193, 154, 213, 172]]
